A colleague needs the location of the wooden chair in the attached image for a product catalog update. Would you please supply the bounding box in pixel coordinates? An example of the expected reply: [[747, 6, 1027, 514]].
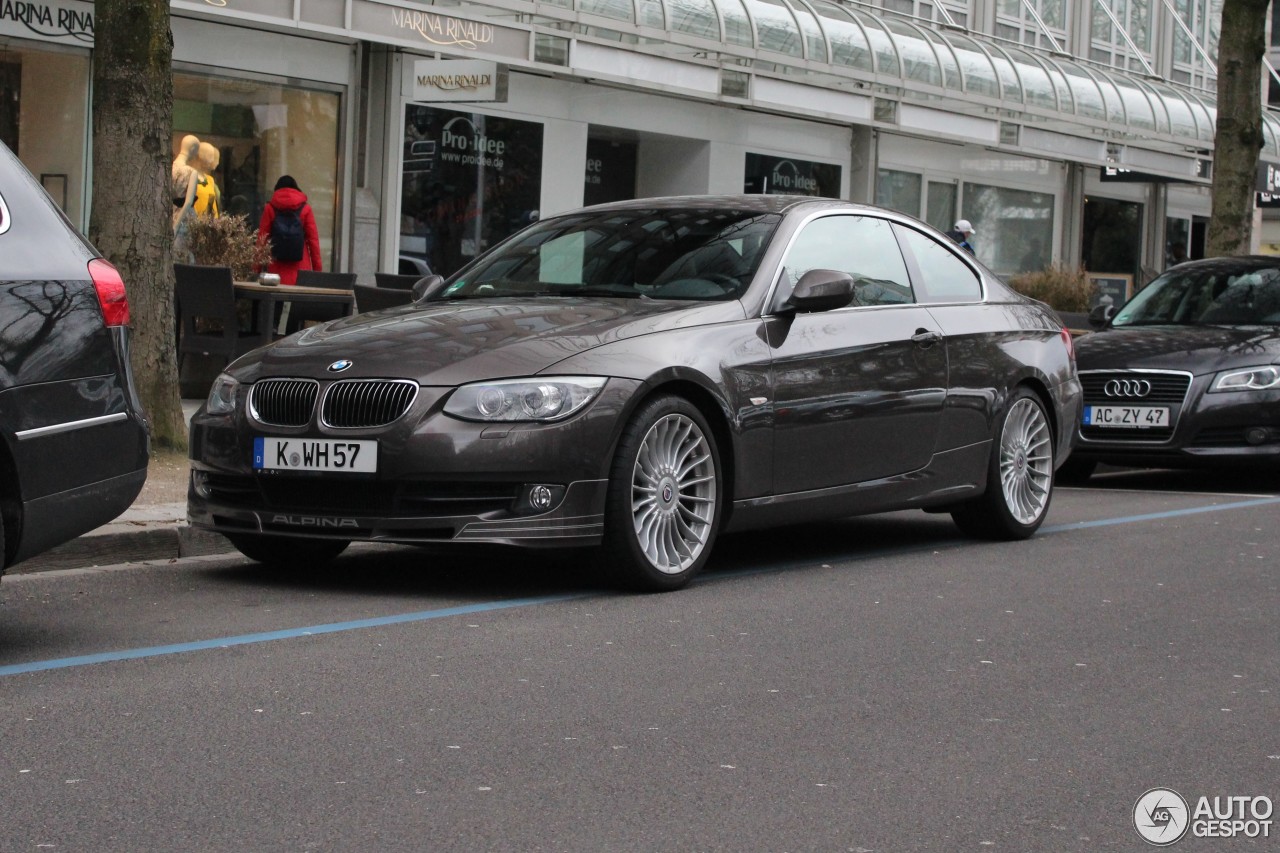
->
[[354, 284, 415, 313], [295, 270, 357, 289], [174, 263, 256, 369], [374, 272, 424, 291]]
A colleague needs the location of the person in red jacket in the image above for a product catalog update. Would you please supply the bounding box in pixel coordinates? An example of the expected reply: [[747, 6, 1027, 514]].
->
[[257, 175, 322, 284]]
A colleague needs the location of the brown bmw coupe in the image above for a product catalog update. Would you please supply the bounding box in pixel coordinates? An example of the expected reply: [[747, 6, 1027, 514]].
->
[[188, 196, 1081, 590]]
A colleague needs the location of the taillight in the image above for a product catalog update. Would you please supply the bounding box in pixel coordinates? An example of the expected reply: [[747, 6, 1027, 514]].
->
[[88, 258, 130, 327], [1059, 326, 1075, 363]]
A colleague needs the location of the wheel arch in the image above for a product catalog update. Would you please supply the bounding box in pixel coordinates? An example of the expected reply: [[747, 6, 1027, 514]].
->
[[1014, 374, 1061, 464], [610, 376, 738, 530]]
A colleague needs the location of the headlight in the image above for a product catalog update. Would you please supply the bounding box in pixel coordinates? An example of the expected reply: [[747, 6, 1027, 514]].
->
[[206, 373, 240, 414], [444, 377, 606, 422], [1211, 366, 1280, 392]]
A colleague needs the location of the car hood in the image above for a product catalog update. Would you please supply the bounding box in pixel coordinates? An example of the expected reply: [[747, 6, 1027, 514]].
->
[[1076, 324, 1280, 374], [237, 297, 744, 385]]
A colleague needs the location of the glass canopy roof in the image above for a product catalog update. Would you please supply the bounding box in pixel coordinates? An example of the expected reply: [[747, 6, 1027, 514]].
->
[[562, 0, 1280, 157]]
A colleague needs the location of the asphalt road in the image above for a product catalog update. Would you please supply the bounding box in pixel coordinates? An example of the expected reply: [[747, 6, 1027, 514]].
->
[[1, 474, 1277, 852]]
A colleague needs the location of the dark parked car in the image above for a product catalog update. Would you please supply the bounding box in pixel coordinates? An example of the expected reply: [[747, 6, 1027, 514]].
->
[[0, 141, 149, 576], [1064, 256, 1280, 481], [188, 196, 1081, 590]]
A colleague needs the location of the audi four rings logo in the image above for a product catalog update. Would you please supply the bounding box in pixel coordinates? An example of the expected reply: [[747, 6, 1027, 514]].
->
[[1104, 378, 1152, 397]]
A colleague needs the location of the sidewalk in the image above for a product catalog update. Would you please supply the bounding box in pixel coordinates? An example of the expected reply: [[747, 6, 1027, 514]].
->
[[8, 400, 235, 576]]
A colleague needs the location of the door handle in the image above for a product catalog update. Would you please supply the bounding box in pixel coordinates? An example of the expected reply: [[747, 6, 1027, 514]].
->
[[911, 328, 942, 347]]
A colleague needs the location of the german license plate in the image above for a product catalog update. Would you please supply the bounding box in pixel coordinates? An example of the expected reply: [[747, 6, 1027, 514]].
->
[[1083, 405, 1169, 428], [253, 437, 377, 472]]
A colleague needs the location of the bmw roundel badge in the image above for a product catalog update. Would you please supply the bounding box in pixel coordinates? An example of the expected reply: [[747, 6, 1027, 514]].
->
[[328, 359, 353, 372]]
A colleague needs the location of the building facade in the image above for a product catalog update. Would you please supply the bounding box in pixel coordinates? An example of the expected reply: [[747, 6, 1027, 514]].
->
[[2, 0, 1271, 284]]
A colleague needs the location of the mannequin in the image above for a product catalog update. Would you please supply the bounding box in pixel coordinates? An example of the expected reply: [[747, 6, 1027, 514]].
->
[[192, 142, 222, 218], [171, 134, 202, 261], [171, 134, 200, 213]]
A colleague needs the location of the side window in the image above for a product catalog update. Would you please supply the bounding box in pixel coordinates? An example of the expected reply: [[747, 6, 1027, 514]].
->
[[780, 215, 914, 307], [896, 226, 983, 303]]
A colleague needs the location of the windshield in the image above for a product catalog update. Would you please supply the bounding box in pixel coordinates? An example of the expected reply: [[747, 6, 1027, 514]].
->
[[1112, 265, 1280, 327], [429, 208, 781, 302]]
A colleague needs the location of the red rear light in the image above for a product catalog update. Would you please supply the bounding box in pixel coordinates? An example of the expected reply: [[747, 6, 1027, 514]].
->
[[1059, 326, 1075, 363], [88, 258, 130, 327]]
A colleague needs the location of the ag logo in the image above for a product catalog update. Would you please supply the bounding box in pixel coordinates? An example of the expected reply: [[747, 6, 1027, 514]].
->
[[1134, 788, 1190, 845]]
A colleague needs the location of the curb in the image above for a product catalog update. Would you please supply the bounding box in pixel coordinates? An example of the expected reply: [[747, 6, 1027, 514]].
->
[[8, 521, 235, 576]]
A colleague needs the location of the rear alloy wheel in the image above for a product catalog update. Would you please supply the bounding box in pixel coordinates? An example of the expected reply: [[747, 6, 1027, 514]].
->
[[599, 395, 722, 591], [226, 534, 349, 570], [952, 388, 1054, 540]]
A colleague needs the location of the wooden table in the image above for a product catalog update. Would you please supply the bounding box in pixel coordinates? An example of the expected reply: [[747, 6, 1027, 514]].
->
[[234, 281, 356, 346]]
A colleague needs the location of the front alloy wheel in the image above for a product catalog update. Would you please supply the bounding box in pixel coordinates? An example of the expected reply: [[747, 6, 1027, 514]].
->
[[600, 395, 721, 591]]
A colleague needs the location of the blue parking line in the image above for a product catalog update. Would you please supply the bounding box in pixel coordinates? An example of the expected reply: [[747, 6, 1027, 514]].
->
[[1041, 495, 1280, 533], [4, 495, 1278, 678], [0, 593, 588, 677]]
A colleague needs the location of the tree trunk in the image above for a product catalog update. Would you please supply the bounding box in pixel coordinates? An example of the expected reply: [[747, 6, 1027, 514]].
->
[[1207, 0, 1270, 257], [88, 0, 186, 450]]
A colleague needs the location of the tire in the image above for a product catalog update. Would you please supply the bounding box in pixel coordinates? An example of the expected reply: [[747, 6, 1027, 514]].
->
[[597, 395, 723, 592], [952, 388, 1055, 540], [1055, 456, 1097, 485], [226, 534, 349, 569]]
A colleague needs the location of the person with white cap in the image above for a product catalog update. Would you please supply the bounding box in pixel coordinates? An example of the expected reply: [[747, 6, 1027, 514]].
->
[[946, 219, 976, 255]]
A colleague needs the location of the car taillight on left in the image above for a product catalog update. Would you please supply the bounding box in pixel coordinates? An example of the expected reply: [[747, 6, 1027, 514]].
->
[[88, 258, 130, 327]]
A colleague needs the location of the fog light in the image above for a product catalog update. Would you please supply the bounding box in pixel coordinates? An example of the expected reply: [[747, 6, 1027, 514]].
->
[[1245, 427, 1269, 446], [192, 470, 211, 499], [529, 484, 554, 511]]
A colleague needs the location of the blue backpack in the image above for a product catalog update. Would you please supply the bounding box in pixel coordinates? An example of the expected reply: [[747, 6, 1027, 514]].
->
[[270, 205, 305, 262]]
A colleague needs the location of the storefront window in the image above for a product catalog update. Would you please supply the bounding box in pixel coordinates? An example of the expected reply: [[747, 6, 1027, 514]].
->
[[172, 72, 341, 270], [1082, 195, 1142, 278], [0, 41, 89, 224], [876, 168, 921, 217], [401, 105, 544, 278], [962, 182, 1055, 274], [926, 181, 957, 234], [1165, 217, 1190, 268], [745, 153, 841, 197]]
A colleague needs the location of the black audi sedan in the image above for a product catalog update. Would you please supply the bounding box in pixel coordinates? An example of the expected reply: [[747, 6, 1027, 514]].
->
[[188, 195, 1081, 591], [0, 141, 150, 576], [1064, 256, 1280, 481]]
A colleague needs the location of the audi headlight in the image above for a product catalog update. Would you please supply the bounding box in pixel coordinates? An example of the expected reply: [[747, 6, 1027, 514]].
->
[[1211, 366, 1280, 392], [206, 373, 240, 415], [444, 377, 607, 422]]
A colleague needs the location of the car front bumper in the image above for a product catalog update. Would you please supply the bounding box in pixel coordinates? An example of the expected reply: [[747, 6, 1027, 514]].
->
[[187, 378, 644, 548], [1071, 375, 1280, 469]]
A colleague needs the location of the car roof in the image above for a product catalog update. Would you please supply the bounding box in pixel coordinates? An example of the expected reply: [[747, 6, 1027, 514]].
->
[[573, 194, 872, 216]]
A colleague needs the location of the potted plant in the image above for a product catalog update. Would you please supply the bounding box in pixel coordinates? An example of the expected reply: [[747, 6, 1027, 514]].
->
[[184, 214, 272, 281]]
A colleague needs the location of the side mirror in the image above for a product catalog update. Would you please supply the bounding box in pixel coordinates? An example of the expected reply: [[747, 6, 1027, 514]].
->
[[1087, 303, 1115, 328], [785, 269, 855, 313], [412, 274, 445, 301]]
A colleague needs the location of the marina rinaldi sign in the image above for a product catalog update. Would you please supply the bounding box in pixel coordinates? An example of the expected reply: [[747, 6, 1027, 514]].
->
[[409, 59, 507, 103], [0, 0, 92, 43]]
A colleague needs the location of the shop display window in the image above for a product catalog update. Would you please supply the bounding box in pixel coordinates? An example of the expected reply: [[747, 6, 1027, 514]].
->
[[172, 71, 341, 271], [400, 105, 544, 278], [0, 40, 89, 223], [745, 153, 841, 197], [876, 168, 922, 217], [964, 182, 1056, 275]]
